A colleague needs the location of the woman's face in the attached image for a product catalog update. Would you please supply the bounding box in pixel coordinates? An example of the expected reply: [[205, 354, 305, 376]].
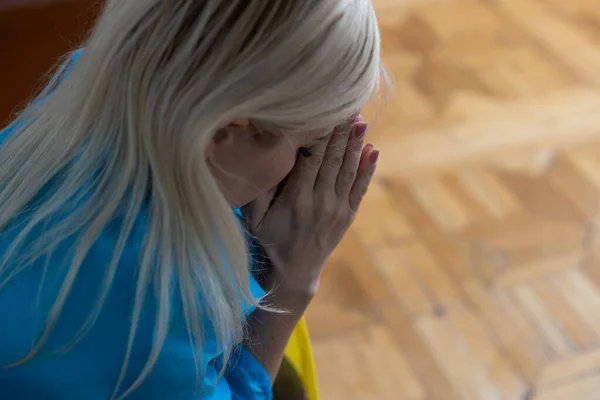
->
[[206, 120, 330, 209]]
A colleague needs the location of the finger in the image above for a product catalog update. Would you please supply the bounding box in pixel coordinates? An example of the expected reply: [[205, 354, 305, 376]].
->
[[315, 122, 354, 192], [349, 148, 379, 211], [361, 143, 374, 163], [336, 122, 368, 198], [280, 137, 329, 201]]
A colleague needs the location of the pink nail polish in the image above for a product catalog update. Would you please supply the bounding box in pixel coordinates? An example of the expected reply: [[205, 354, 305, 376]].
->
[[369, 150, 379, 164], [355, 123, 368, 138]]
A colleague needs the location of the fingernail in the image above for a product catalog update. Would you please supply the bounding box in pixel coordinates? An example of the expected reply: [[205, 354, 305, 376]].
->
[[355, 123, 368, 138], [369, 150, 379, 164]]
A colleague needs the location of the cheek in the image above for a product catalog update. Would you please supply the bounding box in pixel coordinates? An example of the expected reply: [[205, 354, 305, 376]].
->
[[260, 149, 296, 189], [209, 139, 297, 208]]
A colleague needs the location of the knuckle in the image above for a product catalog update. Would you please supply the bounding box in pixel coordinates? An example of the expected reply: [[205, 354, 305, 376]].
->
[[342, 169, 357, 182], [307, 155, 323, 170], [321, 198, 337, 217], [361, 186, 369, 197], [334, 206, 348, 221], [322, 198, 346, 219], [357, 183, 368, 199], [350, 182, 367, 203], [326, 155, 344, 168]]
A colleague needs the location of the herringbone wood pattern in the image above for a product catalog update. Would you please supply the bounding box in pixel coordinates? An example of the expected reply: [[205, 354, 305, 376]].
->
[[306, 1, 600, 399]]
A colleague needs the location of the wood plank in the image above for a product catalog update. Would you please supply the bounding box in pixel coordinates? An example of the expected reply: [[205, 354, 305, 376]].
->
[[538, 348, 600, 387], [534, 371, 600, 400], [494, 0, 600, 85], [512, 285, 574, 356]]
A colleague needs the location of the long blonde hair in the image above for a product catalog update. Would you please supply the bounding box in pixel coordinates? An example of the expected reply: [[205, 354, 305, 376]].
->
[[0, 0, 386, 398]]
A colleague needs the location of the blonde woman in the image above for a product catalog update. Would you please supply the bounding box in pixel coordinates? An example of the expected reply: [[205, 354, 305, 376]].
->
[[0, 1, 385, 399]]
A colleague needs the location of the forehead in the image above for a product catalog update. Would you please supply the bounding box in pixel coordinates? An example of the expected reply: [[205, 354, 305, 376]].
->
[[298, 128, 332, 147], [307, 114, 358, 140], [307, 127, 332, 140]]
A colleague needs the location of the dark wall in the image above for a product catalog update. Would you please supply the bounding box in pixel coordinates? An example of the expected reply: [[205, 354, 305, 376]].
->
[[0, 0, 100, 125]]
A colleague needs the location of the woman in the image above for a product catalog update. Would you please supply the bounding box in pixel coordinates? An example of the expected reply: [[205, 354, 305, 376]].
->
[[0, 0, 385, 399]]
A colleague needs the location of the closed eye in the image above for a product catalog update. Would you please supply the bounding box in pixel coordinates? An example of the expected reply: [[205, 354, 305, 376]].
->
[[298, 147, 312, 157], [297, 133, 330, 157]]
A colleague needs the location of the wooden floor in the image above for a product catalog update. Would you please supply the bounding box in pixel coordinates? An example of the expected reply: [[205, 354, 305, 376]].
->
[[305, 0, 600, 399]]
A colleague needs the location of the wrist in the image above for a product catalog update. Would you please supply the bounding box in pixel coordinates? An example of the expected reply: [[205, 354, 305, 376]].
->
[[262, 271, 318, 311]]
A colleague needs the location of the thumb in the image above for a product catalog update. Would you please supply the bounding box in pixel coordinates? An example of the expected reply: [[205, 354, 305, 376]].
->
[[243, 186, 278, 230]]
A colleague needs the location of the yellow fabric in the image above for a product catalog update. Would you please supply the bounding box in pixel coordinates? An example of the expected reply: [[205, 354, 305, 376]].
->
[[283, 318, 319, 400]]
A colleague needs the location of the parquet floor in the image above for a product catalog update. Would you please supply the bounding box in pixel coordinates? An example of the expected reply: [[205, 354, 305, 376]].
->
[[305, 1, 600, 399]]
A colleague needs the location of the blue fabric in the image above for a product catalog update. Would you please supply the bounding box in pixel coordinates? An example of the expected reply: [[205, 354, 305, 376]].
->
[[0, 54, 272, 400]]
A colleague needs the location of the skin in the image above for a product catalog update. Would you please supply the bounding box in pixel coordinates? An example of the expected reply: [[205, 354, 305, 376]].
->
[[206, 119, 331, 209], [206, 117, 379, 380]]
